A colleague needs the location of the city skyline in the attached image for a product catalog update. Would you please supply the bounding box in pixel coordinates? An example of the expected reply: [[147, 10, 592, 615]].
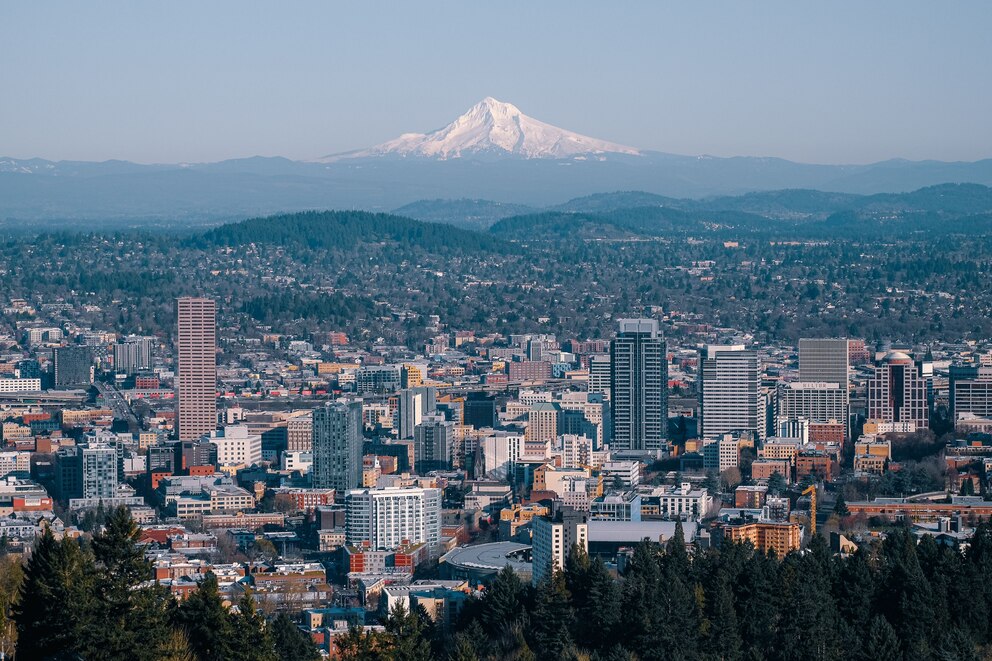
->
[[4, 3, 992, 658]]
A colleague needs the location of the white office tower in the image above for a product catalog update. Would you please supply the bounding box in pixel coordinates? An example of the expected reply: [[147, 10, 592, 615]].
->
[[699, 345, 766, 441], [312, 401, 363, 492], [482, 432, 525, 477], [588, 354, 612, 398], [798, 338, 850, 435], [775, 382, 847, 434], [345, 486, 442, 552], [532, 507, 588, 586], [397, 386, 437, 439], [206, 425, 262, 469], [610, 319, 668, 456]]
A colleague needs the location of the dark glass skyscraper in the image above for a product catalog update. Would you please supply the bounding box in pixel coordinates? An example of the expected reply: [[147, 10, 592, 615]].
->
[[53, 346, 93, 388], [610, 319, 667, 455], [312, 401, 363, 492]]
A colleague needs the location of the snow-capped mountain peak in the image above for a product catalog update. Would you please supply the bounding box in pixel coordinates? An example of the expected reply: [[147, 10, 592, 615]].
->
[[320, 97, 641, 161]]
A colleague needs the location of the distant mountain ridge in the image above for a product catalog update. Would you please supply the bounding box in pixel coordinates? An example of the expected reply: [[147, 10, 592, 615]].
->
[[486, 183, 992, 239], [400, 183, 992, 228], [2, 97, 992, 223]]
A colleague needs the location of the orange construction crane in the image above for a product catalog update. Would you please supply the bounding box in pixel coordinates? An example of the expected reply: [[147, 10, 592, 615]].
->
[[802, 485, 817, 537]]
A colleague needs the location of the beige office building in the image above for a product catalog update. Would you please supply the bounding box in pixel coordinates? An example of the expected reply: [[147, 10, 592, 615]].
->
[[176, 297, 217, 440]]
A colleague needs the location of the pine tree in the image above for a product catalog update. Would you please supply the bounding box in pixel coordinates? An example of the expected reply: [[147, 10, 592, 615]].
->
[[834, 493, 850, 517], [479, 564, 526, 632], [272, 613, 321, 661], [382, 602, 433, 661], [174, 572, 235, 661], [449, 632, 480, 661], [570, 555, 620, 652], [14, 530, 96, 660], [935, 627, 980, 661], [452, 619, 489, 661], [620, 541, 664, 658], [657, 548, 700, 660], [767, 471, 787, 494], [161, 629, 197, 661], [84, 506, 173, 660], [0, 554, 23, 659], [594, 646, 637, 661], [773, 548, 841, 661], [231, 590, 277, 661], [879, 529, 936, 657], [702, 572, 742, 660], [736, 551, 778, 659], [528, 569, 574, 660], [335, 625, 382, 661], [860, 616, 901, 661], [666, 519, 691, 573]]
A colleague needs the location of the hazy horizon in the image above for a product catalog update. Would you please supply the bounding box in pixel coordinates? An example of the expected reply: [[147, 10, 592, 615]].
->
[[2, 1, 991, 165]]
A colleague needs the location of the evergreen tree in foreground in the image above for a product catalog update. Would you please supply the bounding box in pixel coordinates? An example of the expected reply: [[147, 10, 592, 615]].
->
[[84, 506, 173, 660], [173, 572, 235, 661], [14, 529, 95, 660], [272, 612, 322, 661]]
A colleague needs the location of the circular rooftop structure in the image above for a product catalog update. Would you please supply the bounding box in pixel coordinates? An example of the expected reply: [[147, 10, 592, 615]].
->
[[440, 542, 532, 583], [882, 350, 913, 364]]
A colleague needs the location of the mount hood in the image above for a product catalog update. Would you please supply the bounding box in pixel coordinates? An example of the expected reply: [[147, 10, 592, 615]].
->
[[320, 97, 641, 161]]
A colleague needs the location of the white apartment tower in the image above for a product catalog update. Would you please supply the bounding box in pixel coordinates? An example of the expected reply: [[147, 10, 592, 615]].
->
[[345, 486, 442, 552], [532, 508, 588, 585]]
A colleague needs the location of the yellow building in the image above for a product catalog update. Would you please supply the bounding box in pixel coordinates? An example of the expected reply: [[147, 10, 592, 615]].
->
[[758, 440, 801, 464], [401, 364, 424, 388], [499, 503, 549, 539], [853, 435, 890, 475], [854, 436, 891, 459], [137, 431, 159, 450], [854, 454, 887, 474], [722, 520, 801, 557], [317, 362, 360, 375]]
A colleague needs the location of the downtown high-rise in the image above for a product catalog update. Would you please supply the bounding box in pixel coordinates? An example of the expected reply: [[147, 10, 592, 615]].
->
[[610, 319, 667, 456], [867, 351, 929, 430], [312, 400, 363, 492], [176, 297, 217, 440], [796, 338, 850, 436], [699, 344, 765, 441]]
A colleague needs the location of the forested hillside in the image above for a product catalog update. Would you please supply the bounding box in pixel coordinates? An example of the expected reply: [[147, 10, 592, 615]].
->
[[197, 210, 501, 252]]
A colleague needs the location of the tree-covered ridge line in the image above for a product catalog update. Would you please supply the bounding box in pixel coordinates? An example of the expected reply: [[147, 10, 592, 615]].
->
[[196, 210, 504, 252], [11, 507, 320, 661], [398, 183, 992, 233], [337, 523, 992, 661]]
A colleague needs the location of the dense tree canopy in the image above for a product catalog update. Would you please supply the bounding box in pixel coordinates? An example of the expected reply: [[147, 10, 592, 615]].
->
[[338, 524, 992, 661], [11, 507, 320, 661]]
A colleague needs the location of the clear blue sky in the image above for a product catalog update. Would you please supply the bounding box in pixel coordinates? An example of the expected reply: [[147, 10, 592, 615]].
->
[[2, 1, 989, 164]]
